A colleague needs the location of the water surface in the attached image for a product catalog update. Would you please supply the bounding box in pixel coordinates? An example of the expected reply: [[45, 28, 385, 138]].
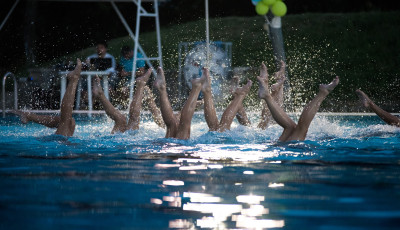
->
[[1, 113, 399, 229]]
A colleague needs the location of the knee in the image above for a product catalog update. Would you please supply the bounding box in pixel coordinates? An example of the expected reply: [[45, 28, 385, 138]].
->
[[286, 123, 296, 132], [115, 114, 127, 125]]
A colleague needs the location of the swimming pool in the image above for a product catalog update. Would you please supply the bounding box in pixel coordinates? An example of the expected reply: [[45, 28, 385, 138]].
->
[[1, 113, 399, 229]]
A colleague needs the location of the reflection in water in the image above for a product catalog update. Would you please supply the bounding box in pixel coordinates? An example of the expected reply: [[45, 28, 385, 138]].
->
[[150, 198, 163, 205], [169, 219, 194, 229], [268, 183, 285, 188], [235, 217, 285, 229], [152, 153, 288, 229], [162, 180, 184, 186], [236, 195, 265, 204], [155, 163, 180, 168], [179, 165, 208, 171], [4, 115, 399, 229], [241, 205, 269, 216], [184, 192, 222, 203], [163, 194, 182, 207], [155, 163, 285, 229]]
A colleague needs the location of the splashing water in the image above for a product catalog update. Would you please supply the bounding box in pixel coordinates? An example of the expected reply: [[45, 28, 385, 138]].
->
[[1, 113, 399, 230], [1, 113, 399, 162], [183, 42, 231, 104]]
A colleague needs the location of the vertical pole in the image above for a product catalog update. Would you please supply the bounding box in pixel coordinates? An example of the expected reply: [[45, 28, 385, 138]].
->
[[205, 0, 210, 68], [269, 17, 286, 67], [60, 75, 66, 106], [111, 1, 157, 75], [129, 0, 142, 105], [87, 75, 92, 117], [154, 0, 163, 67], [75, 78, 82, 110], [267, 15, 292, 111], [2, 73, 18, 118], [178, 43, 182, 100], [103, 75, 109, 100]]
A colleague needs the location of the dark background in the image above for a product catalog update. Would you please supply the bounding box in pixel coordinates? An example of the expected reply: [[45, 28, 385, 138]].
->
[[1, 0, 399, 72]]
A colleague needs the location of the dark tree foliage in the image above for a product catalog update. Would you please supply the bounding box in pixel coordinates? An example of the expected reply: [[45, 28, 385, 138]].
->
[[0, 0, 399, 71]]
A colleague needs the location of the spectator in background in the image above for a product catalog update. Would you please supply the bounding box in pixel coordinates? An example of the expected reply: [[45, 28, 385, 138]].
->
[[86, 40, 117, 73], [79, 40, 117, 109], [119, 45, 146, 77], [116, 46, 147, 102]]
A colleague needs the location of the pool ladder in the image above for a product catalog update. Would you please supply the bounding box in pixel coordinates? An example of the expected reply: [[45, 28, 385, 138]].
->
[[2, 72, 18, 118]]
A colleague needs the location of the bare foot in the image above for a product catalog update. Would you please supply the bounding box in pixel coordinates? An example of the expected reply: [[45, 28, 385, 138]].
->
[[260, 61, 269, 79], [271, 74, 286, 93], [154, 67, 166, 91], [319, 76, 340, 95], [257, 64, 271, 100], [234, 80, 253, 96], [92, 75, 103, 98], [11, 110, 29, 124], [230, 76, 240, 95], [201, 67, 212, 93], [355, 89, 372, 108], [136, 68, 152, 87], [143, 86, 154, 102], [274, 60, 286, 81], [192, 71, 206, 89], [67, 58, 82, 81]]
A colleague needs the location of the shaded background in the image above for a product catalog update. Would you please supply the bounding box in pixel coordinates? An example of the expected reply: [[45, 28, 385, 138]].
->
[[1, 0, 400, 72]]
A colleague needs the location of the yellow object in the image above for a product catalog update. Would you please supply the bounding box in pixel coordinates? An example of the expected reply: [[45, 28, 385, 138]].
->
[[255, 1, 269, 15], [271, 1, 287, 17], [262, 0, 276, 6]]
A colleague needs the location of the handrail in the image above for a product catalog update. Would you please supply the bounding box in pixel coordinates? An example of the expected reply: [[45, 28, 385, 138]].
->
[[2, 72, 18, 118]]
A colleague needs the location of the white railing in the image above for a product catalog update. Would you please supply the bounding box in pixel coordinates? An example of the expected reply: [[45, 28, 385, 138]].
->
[[2, 72, 18, 118], [59, 70, 111, 117]]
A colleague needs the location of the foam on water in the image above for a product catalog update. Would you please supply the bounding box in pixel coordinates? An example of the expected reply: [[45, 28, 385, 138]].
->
[[1, 113, 400, 230], [1, 113, 399, 163]]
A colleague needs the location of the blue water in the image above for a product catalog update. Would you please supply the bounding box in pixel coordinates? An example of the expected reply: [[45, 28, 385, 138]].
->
[[1, 113, 399, 230]]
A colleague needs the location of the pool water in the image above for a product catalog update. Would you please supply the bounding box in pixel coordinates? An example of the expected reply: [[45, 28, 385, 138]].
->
[[1, 113, 399, 229]]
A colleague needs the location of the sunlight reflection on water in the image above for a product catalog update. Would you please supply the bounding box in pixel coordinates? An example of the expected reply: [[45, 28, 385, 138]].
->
[[1, 114, 400, 229]]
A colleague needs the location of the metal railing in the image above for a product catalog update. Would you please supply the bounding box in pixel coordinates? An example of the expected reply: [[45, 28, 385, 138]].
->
[[2, 72, 18, 118]]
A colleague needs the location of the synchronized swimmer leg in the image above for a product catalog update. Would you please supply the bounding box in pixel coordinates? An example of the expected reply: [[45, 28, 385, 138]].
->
[[356, 89, 400, 127], [230, 76, 251, 126], [258, 61, 296, 141], [287, 76, 339, 141], [14, 58, 389, 141], [154, 67, 179, 138], [202, 68, 252, 132], [11, 110, 61, 128], [175, 72, 206, 139], [55, 58, 82, 136], [143, 85, 165, 129], [93, 75, 128, 133], [201, 67, 219, 131], [218, 79, 253, 132], [126, 68, 152, 130], [258, 60, 286, 130]]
